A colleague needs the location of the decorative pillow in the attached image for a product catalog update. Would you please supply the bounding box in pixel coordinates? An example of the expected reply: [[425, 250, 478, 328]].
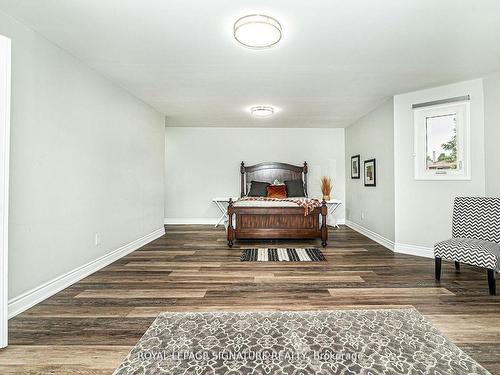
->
[[267, 184, 287, 199], [248, 181, 270, 197], [285, 179, 306, 197]]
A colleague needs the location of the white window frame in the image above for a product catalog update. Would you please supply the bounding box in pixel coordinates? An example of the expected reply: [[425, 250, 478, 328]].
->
[[413, 100, 471, 180]]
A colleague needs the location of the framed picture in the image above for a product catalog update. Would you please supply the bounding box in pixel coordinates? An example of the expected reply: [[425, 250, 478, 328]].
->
[[351, 155, 360, 179], [364, 159, 376, 186]]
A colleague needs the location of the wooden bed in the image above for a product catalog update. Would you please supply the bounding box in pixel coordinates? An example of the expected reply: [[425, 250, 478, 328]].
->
[[227, 161, 328, 247]]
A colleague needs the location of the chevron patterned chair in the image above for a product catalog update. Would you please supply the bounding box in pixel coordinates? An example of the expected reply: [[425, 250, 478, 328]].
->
[[434, 197, 500, 295]]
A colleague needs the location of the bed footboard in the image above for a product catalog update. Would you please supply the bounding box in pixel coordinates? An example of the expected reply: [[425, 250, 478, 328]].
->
[[227, 199, 328, 247]]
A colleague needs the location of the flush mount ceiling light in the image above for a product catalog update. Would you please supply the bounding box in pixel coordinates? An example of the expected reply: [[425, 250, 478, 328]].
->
[[234, 14, 282, 49], [250, 105, 275, 117]]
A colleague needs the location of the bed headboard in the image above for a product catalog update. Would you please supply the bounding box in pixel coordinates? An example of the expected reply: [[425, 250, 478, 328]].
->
[[240, 161, 308, 198]]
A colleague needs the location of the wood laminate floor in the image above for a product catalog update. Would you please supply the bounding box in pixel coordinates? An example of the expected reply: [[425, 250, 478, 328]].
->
[[0, 225, 499, 374]]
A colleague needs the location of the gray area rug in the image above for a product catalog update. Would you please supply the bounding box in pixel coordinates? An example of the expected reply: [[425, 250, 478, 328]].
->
[[113, 309, 490, 375]]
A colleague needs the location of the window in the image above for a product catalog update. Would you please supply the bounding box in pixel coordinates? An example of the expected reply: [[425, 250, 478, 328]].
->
[[414, 100, 470, 180]]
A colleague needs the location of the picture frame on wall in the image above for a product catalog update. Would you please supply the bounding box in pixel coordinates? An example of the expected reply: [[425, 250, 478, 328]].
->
[[364, 159, 376, 186], [351, 155, 360, 179]]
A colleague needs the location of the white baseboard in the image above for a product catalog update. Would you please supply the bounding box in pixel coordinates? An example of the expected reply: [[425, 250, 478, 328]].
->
[[164, 218, 219, 225], [164, 218, 346, 226], [394, 243, 434, 259], [345, 220, 434, 259], [345, 220, 395, 251], [8, 227, 165, 319]]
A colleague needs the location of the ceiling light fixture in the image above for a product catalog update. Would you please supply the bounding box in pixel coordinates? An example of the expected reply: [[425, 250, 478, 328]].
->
[[250, 105, 275, 117], [234, 15, 282, 49]]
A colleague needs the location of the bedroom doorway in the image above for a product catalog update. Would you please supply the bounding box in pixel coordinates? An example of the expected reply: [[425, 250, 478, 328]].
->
[[0, 34, 11, 349]]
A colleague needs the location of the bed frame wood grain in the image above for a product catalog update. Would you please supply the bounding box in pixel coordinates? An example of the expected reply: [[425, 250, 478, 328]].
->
[[227, 161, 328, 247]]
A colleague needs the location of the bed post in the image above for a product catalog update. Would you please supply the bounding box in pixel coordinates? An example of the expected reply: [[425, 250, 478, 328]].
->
[[227, 198, 234, 247], [240, 161, 245, 198], [321, 200, 328, 247], [303, 161, 308, 197]]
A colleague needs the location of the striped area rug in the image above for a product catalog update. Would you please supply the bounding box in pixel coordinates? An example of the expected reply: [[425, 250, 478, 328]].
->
[[240, 248, 326, 262]]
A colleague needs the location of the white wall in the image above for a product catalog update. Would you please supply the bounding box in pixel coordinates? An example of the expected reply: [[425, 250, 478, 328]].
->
[[0, 11, 165, 301], [0, 34, 10, 348], [394, 79, 485, 250], [165, 127, 345, 223], [483, 70, 500, 197], [345, 99, 395, 242]]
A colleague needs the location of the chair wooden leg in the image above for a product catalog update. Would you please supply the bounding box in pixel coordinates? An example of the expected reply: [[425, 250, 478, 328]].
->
[[487, 269, 496, 296], [454, 261, 460, 272], [435, 257, 442, 281]]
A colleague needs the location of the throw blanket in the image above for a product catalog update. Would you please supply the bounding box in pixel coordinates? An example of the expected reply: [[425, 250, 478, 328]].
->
[[238, 197, 322, 216]]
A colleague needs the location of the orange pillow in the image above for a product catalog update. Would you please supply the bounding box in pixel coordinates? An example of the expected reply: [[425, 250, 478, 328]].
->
[[267, 184, 287, 198]]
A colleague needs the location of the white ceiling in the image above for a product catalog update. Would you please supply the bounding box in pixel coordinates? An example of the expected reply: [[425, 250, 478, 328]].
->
[[1, 0, 500, 128]]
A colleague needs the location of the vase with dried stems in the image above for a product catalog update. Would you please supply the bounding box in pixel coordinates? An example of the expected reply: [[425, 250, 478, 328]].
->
[[320, 176, 332, 201]]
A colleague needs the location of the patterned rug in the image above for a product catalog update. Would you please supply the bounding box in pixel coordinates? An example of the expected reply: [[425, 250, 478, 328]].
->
[[240, 248, 326, 262], [113, 309, 490, 375]]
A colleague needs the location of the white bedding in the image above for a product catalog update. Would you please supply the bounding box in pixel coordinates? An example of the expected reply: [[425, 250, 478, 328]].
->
[[233, 198, 308, 208]]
